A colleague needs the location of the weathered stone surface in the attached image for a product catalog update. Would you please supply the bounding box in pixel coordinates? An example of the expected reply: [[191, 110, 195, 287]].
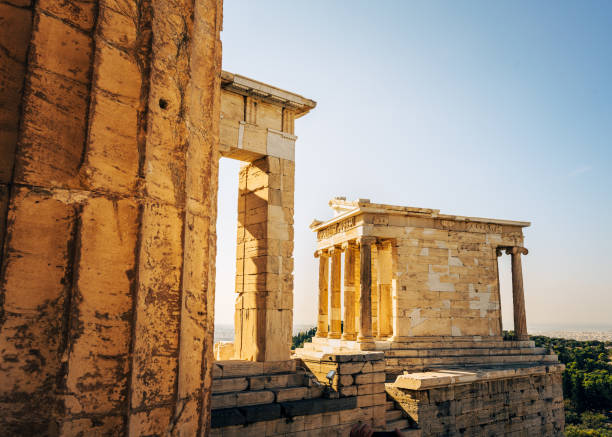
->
[[387, 365, 564, 436], [0, 0, 224, 434]]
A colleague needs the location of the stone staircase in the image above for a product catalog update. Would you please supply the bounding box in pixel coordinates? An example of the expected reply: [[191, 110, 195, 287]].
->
[[384, 399, 421, 436], [211, 360, 324, 413], [295, 337, 558, 381]]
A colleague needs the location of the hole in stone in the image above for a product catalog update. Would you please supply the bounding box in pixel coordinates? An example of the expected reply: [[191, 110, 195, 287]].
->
[[158, 98, 169, 109]]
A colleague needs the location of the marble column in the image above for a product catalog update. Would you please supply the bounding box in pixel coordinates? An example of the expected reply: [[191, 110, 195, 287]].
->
[[328, 246, 342, 339], [315, 250, 329, 338], [377, 240, 393, 339], [342, 241, 357, 340], [357, 237, 376, 349], [508, 246, 529, 341]]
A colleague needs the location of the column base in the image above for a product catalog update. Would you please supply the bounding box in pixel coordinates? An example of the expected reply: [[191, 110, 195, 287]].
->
[[356, 335, 376, 350], [341, 333, 356, 341], [328, 332, 341, 339], [357, 340, 376, 351], [316, 332, 328, 338]]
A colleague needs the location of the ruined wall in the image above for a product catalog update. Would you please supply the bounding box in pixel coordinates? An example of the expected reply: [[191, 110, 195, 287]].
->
[[0, 0, 223, 434], [387, 365, 565, 436]]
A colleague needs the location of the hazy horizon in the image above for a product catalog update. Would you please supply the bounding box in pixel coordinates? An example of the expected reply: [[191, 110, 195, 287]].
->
[[215, 1, 612, 329]]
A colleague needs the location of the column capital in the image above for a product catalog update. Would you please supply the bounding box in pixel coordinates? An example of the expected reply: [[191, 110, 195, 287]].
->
[[329, 245, 343, 254], [314, 249, 331, 258], [356, 236, 376, 246], [376, 239, 395, 250], [506, 246, 528, 256], [341, 240, 357, 250]]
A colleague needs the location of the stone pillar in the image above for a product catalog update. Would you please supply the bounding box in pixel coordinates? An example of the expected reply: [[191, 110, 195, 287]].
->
[[342, 241, 357, 340], [315, 250, 329, 338], [377, 241, 393, 339], [0, 0, 224, 434], [354, 244, 361, 333], [508, 247, 529, 341], [235, 156, 295, 361], [371, 245, 379, 337], [357, 237, 376, 349], [328, 246, 342, 339]]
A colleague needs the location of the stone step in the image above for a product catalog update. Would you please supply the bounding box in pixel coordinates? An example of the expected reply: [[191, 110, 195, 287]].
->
[[386, 418, 410, 431], [213, 359, 298, 379], [388, 340, 535, 350], [385, 347, 546, 358], [385, 353, 557, 368], [385, 409, 403, 422], [211, 385, 324, 410], [310, 336, 535, 350], [398, 428, 422, 436]]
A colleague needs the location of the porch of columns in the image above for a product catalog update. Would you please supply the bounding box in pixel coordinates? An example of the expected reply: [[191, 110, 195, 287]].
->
[[312, 237, 389, 349], [498, 246, 529, 341]]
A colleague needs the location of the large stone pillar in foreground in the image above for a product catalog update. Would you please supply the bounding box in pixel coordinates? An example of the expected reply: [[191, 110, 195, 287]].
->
[[509, 246, 529, 341], [234, 156, 295, 361], [0, 0, 223, 435]]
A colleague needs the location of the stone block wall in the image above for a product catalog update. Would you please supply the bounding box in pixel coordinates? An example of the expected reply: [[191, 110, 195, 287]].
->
[[386, 365, 565, 436], [391, 218, 524, 339], [0, 0, 223, 434], [209, 353, 394, 436], [298, 352, 389, 429]]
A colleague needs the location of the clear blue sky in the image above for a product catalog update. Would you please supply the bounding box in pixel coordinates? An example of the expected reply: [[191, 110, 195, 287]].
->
[[215, 1, 612, 330]]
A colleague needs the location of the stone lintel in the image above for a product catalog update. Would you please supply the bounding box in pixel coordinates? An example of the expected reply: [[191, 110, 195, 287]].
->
[[221, 70, 316, 117]]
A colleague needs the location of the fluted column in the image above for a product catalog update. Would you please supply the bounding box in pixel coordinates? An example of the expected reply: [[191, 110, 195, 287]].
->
[[315, 250, 329, 338], [357, 237, 376, 349], [342, 241, 357, 340], [508, 246, 529, 341], [328, 246, 342, 339]]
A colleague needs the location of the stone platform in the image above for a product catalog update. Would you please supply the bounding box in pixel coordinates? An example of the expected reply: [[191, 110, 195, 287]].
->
[[386, 364, 565, 436], [295, 336, 559, 380]]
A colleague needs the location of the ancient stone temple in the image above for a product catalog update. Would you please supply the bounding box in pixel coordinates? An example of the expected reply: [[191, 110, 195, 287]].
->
[[293, 198, 565, 436]]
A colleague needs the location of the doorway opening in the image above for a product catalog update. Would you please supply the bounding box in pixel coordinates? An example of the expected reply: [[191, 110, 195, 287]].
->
[[214, 157, 241, 358]]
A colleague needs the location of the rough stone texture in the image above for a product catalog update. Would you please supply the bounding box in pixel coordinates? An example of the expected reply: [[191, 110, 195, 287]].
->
[[234, 156, 295, 361], [210, 353, 412, 436], [387, 365, 565, 436], [0, 0, 223, 434]]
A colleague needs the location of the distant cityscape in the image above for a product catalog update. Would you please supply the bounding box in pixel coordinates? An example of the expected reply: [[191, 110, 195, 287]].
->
[[214, 323, 612, 343], [214, 324, 315, 343]]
